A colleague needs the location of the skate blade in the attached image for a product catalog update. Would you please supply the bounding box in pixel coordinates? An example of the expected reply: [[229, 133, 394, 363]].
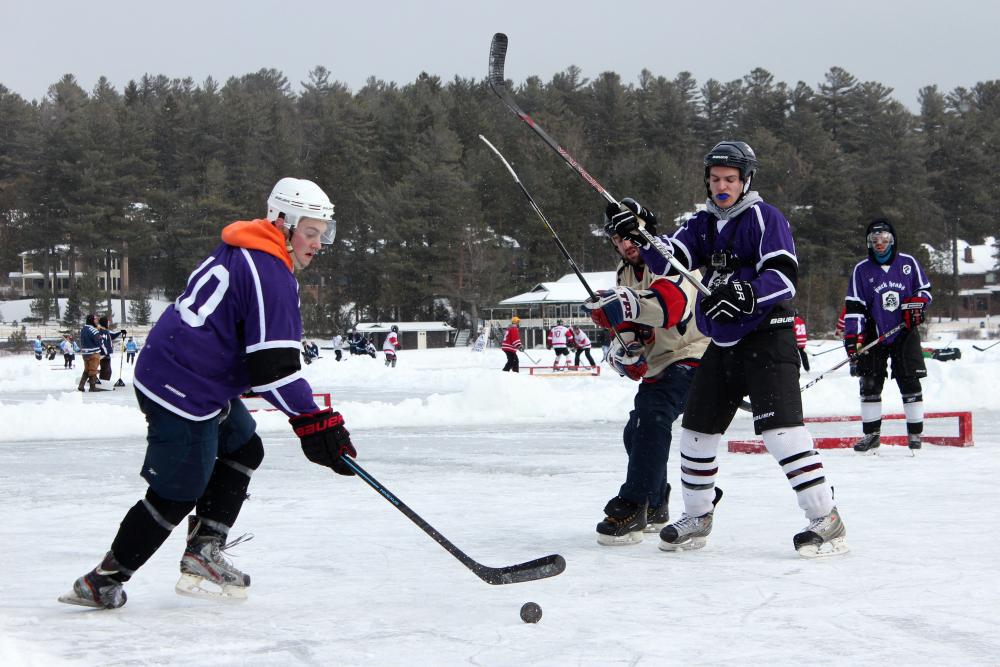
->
[[175, 574, 248, 602], [57, 591, 105, 608], [643, 522, 668, 534], [796, 537, 850, 559], [597, 531, 644, 546], [658, 536, 707, 552], [853, 448, 880, 456]]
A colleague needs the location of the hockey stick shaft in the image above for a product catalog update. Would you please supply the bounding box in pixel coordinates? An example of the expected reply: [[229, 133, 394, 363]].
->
[[487, 33, 709, 297], [800, 322, 906, 392], [479, 134, 630, 351], [808, 344, 843, 357], [339, 456, 565, 585], [973, 340, 1000, 352]]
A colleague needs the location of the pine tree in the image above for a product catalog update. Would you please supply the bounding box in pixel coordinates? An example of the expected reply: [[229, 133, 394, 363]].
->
[[128, 292, 152, 325]]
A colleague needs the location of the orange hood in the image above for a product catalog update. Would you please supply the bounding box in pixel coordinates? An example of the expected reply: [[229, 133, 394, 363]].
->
[[221, 219, 293, 271]]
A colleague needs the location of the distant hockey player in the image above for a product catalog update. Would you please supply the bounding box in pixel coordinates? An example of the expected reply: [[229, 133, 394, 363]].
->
[[124, 337, 139, 364], [33, 335, 43, 360], [501, 316, 524, 372], [59, 177, 357, 609], [608, 140, 847, 558], [348, 328, 365, 355], [383, 325, 400, 367], [77, 314, 107, 392], [844, 219, 932, 455], [571, 325, 596, 368], [60, 335, 75, 369], [97, 316, 126, 382], [794, 311, 810, 372], [582, 206, 708, 546], [548, 319, 573, 369], [332, 333, 344, 361]]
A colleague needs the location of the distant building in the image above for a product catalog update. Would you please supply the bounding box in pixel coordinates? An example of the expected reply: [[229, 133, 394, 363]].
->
[[6, 246, 125, 298], [351, 321, 457, 350], [486, 271, 616, 349], [925, 236, 1000, 318]]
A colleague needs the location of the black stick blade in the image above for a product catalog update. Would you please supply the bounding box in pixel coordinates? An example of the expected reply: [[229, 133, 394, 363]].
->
[[476, 554, 566, 585], [489, 33, 509, 88]]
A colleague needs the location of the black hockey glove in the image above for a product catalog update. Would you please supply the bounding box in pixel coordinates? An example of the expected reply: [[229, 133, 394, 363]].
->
[[605, 198, 656, 245], [702, 280, 756, 323], [290, 409, 357, 476], [844, 333, 862, 377]]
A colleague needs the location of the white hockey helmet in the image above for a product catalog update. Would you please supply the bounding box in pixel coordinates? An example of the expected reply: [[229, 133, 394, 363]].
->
[[267, 177, 336, 244]]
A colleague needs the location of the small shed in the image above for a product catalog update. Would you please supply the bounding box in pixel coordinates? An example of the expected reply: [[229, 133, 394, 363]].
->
[[352, 321, 457, 350]]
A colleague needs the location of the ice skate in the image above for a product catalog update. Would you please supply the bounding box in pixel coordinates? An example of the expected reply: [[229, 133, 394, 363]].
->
[[908, 434, 922, 456], [596, 497, 648, 546], [58, 552, 128, 609], [794, 506, 849, 558], [853, 432, 880, 455], [659, 487, 723, 552], [643, 483, 671, 534], [176, 517, 252, 601]]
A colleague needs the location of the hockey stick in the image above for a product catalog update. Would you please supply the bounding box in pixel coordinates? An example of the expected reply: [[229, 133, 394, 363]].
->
[[479, 134, 631, 353], [800, 322, 906, 392], [808, 345, 843, 357], [487, 33, 709, 299], [973, 340, 1000, 352], [488, 35, 753, 411], [338, 456, 566, 585], [114, 335, 126, 387]]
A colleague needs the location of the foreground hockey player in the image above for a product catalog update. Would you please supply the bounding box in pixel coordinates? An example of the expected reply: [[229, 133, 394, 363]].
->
[[583, 206, 707, 545], [59, 178, 358, 609], [609, 141, 848, 558], [844, 219, 932, 455]]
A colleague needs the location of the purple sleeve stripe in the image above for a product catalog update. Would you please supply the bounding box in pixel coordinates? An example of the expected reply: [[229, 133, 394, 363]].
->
[[755, 249, 797, 272], [239, 248, 268, 347], [668, 236, 694, 269]]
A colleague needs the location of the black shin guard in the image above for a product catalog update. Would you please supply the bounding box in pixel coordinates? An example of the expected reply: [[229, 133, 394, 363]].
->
[[196, 434, 264, 533], [109, 489, 196, 577]]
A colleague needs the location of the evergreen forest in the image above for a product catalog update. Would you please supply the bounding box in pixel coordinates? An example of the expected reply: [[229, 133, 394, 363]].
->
[[1, 64, 998, 334]]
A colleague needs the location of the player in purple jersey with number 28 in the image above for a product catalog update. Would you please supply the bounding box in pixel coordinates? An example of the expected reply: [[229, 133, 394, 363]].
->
[[609, 141, 847, 559], [59, 178, 357, 609]]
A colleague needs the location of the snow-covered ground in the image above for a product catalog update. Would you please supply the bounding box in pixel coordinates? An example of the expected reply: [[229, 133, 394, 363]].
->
[[1, 341, 998, 665]]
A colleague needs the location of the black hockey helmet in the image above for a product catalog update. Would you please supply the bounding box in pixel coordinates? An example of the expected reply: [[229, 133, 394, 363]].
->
[[704, 140, 759, 198], [866, 218, 897, 264], [390, 325, 399, 333]]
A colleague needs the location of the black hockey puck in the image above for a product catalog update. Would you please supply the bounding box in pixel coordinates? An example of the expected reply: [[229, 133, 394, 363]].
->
[[520, 601, 542, 624]]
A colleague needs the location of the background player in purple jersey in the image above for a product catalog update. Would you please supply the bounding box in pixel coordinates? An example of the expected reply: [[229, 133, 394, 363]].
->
[[844, 219, 932, 455], [60, 177, 357, 609], [608, 141, 847, 558]]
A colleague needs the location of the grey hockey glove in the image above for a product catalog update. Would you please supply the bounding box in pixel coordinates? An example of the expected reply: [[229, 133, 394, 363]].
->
[[607, 339, 648, 381], [581, 287, 641, 329], [702, 280, 756, 323]]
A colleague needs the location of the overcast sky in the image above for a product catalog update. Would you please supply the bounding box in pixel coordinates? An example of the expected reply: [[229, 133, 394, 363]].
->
[[2, 1, 997, 111]]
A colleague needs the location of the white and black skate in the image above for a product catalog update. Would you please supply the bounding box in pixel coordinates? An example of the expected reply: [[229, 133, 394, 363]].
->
[[659, 487, 723, 552], [643, 484, 671, 534], [908, 434, 922, 456], [176, 517, 252, 601], [58, 552, 128, 609], [853, 432, 880, 455], [793, 506, 849, 558], [596, 497, 648, 546]]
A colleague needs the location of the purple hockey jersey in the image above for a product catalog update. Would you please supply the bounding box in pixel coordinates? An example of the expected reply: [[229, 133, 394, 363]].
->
[[640, 200, 798, 345], [844, 253, 932, 344], [134, 219, 321, 420]]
